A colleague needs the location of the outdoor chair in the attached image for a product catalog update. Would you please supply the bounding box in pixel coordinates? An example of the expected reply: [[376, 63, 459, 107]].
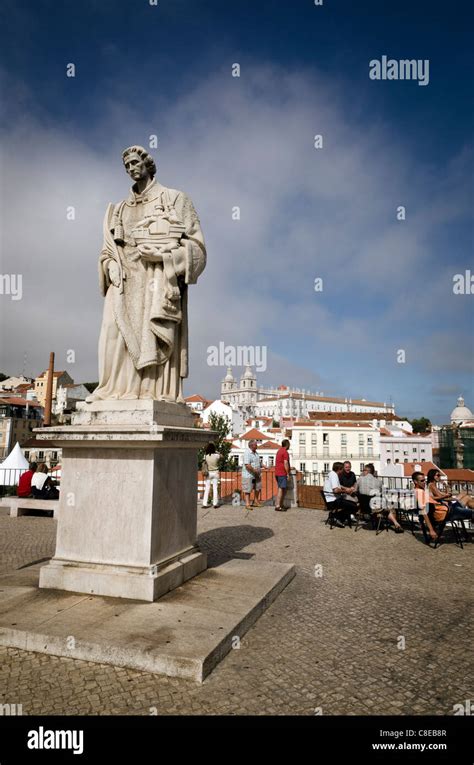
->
[[321, 490, 344, 529], [354, 493, 375, 532]]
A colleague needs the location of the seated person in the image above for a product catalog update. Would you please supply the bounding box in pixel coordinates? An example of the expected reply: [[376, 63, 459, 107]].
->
[[17, 462, 37, 498], [323, 462, 357, 526], [339, 461, 358, 494], [358, 463, 404, 533], [427, 468, 474, 523], [412, 471, 438, 541], [31, 463, 59, 500]]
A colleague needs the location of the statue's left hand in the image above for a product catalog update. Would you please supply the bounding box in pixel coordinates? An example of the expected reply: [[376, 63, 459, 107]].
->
[[172, 245, 187, 276]]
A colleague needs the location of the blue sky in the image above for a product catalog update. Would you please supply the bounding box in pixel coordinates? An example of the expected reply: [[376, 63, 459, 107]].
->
[[1, 0, 473, 422]]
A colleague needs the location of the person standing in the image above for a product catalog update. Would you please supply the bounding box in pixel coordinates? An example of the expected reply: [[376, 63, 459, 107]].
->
[[202, 442, 221, 508], [275, 439, 291, 512], [242, 439, 262, 510]]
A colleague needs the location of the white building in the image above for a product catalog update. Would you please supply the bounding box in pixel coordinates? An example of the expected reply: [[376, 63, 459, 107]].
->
[[201, 400, 246, 437], [185, 394, 212, 413], [379, 426, 433, 468], [53, 383, 90, 414], [0, 375, 34, 392], [221, 366, 395, 420], [290, 420, 381, 476]]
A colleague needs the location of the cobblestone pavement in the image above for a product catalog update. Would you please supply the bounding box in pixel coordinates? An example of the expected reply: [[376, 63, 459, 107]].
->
[[0, 505, 472, 716]]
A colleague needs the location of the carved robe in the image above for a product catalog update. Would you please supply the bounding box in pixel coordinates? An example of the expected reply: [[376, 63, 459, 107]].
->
[[91, 178, 206, 401]]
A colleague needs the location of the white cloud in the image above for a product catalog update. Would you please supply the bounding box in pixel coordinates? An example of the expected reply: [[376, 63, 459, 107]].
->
[[0, 64, 471, 419]]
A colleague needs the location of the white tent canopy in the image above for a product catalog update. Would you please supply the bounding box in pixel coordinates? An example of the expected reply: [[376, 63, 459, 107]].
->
[[0, 442, 29, 486]]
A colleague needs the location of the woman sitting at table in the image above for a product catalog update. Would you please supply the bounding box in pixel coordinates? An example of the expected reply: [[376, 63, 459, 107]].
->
[[427, 469, 474, 522]]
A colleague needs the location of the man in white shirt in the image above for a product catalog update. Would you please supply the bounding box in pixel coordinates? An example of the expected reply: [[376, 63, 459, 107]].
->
[[323, 462, 355, 526]]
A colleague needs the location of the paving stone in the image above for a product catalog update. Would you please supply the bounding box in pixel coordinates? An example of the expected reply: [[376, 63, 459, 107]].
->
[[0, 505, 472, 715]]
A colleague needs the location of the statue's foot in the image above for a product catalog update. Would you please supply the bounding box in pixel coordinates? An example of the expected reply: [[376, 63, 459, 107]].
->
[[176, 396, 185, 404], [121, 394, 138, 400], [85, 393, 101, 403]]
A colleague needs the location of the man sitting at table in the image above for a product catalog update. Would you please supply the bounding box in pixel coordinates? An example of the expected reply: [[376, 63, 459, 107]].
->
[[323, 462, 357, 526]]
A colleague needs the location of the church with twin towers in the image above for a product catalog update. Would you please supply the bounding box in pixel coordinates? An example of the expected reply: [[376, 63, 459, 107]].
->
[[220, 366, 396, 420]]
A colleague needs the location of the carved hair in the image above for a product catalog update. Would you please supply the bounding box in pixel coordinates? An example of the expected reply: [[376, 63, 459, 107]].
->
[[122, 145, 157, 178]]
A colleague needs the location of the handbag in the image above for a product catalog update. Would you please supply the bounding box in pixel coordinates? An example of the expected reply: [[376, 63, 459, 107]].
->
[[433, 502, 448, 522], [201, 457, 209, 477]]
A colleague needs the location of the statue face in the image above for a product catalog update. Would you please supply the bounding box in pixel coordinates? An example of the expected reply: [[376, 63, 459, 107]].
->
[[124, 153, 149, 182]]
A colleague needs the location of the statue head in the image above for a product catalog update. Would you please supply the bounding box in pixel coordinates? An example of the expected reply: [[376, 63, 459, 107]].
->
[[122, 145, 157, 183]]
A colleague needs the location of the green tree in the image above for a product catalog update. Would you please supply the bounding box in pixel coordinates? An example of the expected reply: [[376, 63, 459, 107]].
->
[[272, 419, 280, 428], [0, 373, 9, 382], [198, 412, 233, 471], [410, 417, 432, 433]]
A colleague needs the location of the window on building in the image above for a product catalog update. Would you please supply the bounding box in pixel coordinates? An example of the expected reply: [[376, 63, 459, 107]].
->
[[38, 451, 44, 460], [421, 449, 425, 453], [24, 451, 30, 460], [387, 458, 391, 464], [341, 433, 347, 445], [413, 447, 417, 453], [299, 433, 305, 444], [323, 462, 330, 473], [367, 436, 373, 445], [300, 462, 306, 472], [404, 458, 408, 463], [268, 456, 274, 467], [312, 462, 318, 472], [359, 463, 365, 472], [311, 434, 317, 446], [395, 458, 399, 463], [323, 433, 329, 444]]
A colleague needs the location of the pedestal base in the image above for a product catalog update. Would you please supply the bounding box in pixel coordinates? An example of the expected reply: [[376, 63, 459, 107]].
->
[[36, 401, 212, 602], [39, 550, 207, 602]]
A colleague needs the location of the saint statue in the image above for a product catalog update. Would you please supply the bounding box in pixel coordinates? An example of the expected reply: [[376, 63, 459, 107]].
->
[[87, 146, 206, 403]]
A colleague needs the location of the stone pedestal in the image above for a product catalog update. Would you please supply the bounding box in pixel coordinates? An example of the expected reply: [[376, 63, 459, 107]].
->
[[37, 401, 212, 602]]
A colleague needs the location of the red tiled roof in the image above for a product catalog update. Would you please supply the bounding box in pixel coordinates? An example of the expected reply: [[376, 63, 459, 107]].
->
[[37, 371, 67, 378], [403, 461, 442, 477], [22, 438, 57, 447], [241, 428, 267, 440], [441, 469, 474, 481], [308, 411, 399, 421], [0, 397, 42, 407], [185, 394, 209, 403], [259, 440, 281, 450]]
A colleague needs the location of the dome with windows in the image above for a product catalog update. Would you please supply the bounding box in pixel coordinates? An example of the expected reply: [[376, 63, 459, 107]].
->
[[450, 395, 474, 424]]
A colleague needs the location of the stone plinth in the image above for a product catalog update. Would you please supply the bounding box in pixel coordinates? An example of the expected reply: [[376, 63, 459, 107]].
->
[[0, 559, 296, 682], [37, 401, 213, 602]]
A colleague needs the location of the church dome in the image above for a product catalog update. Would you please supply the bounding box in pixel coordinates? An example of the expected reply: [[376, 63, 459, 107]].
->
[[450, 395, 474, 424], [224, 367, 234, 383]]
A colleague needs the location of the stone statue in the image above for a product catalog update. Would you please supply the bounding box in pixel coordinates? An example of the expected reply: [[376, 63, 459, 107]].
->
[[87, 146, 206, 403]]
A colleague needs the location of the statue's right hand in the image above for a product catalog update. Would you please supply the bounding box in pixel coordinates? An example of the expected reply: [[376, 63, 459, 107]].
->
[[108, 260, 121, 286]]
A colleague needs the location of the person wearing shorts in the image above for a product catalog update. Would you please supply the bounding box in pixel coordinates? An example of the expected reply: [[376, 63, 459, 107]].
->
[[242, 439, 262, 509], [275, 439, 291, 511]]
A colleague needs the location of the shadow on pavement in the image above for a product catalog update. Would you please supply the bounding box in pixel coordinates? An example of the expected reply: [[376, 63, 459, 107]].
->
[[198, 524, 274, 567]]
